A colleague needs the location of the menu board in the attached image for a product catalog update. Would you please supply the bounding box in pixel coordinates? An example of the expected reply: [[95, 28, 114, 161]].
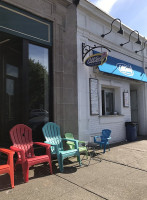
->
[[123, 92, 129, 107], [89, 78, 99, 115]]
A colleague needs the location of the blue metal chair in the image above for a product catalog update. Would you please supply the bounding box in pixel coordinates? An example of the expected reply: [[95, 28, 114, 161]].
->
[[94, 129, 111, 153], [42, 122, 81, 172]]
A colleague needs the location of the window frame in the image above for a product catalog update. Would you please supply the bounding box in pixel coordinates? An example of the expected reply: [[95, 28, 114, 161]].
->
[[102, 88, 114, 115]]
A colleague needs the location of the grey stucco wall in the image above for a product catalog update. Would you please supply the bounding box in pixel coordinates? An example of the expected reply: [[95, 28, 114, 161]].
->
[[53, 2, 78, 138]]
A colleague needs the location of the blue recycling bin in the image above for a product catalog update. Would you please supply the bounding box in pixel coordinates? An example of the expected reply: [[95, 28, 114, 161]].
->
[[125, 122, 137, 142]]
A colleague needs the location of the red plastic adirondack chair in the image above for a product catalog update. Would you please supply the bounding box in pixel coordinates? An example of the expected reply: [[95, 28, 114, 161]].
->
[[0, 148, 15, 188], [9, 124, 52, 183]]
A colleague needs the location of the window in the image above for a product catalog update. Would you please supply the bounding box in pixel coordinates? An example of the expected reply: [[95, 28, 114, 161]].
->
[[102, 88, 114, 115]]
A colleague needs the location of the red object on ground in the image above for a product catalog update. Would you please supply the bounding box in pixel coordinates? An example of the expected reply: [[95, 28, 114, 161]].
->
[[10, 124, 52, 183], [0, 148, 15, 188]]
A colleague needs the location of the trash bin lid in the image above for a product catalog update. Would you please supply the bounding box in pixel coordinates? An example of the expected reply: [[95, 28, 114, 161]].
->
[[125, 122, 138, 126]]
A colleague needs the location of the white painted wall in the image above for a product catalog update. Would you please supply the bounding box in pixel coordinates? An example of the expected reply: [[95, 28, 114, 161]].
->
[[77, 0, 147, 143]]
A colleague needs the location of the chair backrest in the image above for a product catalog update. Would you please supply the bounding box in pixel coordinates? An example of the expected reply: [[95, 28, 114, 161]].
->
[[102, 129, 111, 140], [64, 133, 74, 140], [64, 133, 75, 150], [42, 122, 63, 153], [10, 124, 35, 158]]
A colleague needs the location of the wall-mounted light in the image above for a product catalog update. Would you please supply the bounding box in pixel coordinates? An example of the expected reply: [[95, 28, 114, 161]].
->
[[135, 40, 147, 53], [101, 18, 124, 38], [120, 30, 141, 46]]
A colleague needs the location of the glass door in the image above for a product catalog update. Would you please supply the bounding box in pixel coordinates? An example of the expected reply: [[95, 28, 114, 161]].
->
[[0, 32, 52, 147], [27, 43, 50, 141], [0, 35, 22, 146]]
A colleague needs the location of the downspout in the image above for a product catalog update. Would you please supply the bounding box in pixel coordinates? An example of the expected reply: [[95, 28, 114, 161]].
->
[[72, 0, 80, 6]]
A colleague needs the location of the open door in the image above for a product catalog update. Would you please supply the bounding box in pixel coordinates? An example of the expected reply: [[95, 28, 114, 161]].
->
[[130, 90, 138, 135]]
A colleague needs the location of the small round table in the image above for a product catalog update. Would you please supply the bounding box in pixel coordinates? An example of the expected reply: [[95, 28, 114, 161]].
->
[[81, 142, 101, 165]]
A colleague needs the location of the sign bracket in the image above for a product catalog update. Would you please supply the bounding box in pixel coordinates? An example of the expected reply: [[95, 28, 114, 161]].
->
[[82, 43, 111, 61]]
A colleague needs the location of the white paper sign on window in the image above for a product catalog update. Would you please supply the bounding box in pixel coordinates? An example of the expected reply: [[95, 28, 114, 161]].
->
[[89, 78, 99, 115]]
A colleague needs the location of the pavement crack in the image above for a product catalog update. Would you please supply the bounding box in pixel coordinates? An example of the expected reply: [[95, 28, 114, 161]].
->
[[101, 158, 147, 173], [55, 174, 109, 200], [124, 147, 147, 152]]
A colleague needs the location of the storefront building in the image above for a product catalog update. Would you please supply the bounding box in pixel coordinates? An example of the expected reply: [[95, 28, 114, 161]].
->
[[0, 0, 79, 147], [1, 0, 147, 147], [77, 0, 147, 143]]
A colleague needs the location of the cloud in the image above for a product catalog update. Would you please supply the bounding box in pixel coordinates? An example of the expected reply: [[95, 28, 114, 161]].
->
[[94, 0, 119, 13]]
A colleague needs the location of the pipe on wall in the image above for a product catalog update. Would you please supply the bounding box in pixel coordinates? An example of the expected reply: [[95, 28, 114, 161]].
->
[[72, 0, 80, 6]]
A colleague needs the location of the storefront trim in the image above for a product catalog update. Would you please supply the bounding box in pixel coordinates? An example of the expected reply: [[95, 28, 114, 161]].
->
[[0, 2, 52, 45]]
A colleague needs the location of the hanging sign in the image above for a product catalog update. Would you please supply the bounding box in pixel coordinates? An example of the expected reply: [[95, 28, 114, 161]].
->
[[85, 52, 108, 67]]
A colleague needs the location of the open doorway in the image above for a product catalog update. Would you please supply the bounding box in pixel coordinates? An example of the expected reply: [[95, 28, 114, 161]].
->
[[130, 84, 139, 135], [130, 90, 138, 123]]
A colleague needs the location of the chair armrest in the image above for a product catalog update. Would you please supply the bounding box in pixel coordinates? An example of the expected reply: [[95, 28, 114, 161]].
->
[[94, 135, 101, 139], [10, 146, 23, 152], [44, 141, 56, 146], [33, 142, 51, 149], [94, 136, 101, 143], [62, 138, 78, 142], [10, 146, 25, 161], [44, 141, 59, 154], [62, 138, 79, 149], [0, 148, 15, 169], [10, 146, 24, 152], [78, 140, 86, 143], [0, 148, 15, 155], [34, 142, 52, 157]]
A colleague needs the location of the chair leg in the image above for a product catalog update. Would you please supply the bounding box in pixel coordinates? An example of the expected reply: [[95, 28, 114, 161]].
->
[[60, 157, 64, 172], [103, 143, 110, 153], [79, 150, 88, 160], [22, 163, 29, 183], [48, 158, 53, 174], [25, 166, 29, 183], [103, 143, 106, 153], [77, 152, 81, 166], [14, 160, 19, 171], [57, 154, 64, 172], [9, 170, 14, 188], [108, 143, 110, 151], [85, 151, 88, 159]]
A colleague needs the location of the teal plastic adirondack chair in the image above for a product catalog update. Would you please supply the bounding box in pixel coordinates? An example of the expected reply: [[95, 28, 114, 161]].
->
[[42, 122, 81, 172], [64, 133, 88, 159]]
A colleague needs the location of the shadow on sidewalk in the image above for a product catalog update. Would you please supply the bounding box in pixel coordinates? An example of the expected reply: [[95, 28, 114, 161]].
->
[[0, 159, 79, 191]]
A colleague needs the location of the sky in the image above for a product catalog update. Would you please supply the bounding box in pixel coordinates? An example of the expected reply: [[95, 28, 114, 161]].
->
[[88, 0, 147, 38]]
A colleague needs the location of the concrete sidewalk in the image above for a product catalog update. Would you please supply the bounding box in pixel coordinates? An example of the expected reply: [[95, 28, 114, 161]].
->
[[1, 138, 147, 200]]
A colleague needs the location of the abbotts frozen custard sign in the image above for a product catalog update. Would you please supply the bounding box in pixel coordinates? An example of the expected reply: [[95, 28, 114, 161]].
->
[[85, 52, 108, 67], [117, 63, 134, 76]]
